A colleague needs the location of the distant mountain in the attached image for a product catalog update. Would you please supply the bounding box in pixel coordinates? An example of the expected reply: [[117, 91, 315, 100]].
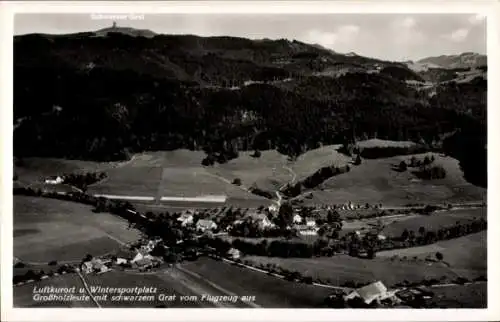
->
[[404, 60, 442, 72], [417, 52, 486, 69], [94, 26, 157, 38]]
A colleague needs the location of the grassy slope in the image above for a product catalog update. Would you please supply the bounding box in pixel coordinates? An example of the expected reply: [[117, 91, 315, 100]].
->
[[16, 144, 485, 209], [207, 150, 292, 192], [14, 274, 94, 307], [431, 283, 487, 308], [14, 196, 140, 263], [382, 208, 486, 237], [376, 231, 486, 272], [243, 253, 483, 287], [303, 153, 485, 206], [291, 145, 351, 181]]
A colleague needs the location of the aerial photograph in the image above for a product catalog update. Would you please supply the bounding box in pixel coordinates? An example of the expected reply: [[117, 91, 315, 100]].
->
[[12, 12, 487, 309]]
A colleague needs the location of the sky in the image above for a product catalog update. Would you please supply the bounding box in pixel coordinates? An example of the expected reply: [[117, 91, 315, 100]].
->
[[14, 13, 486, 61]]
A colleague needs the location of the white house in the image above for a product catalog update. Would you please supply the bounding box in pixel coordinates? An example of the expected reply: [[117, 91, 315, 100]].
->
[[177, 212, 194, 226], [293, 214, 303, 224], [343, 281, 397, 305], [45, 176, 64, 185], [268, 204, 279, 213], [305, 217, 316, 228], [227, 248, 241, 260], [295, 225, 318, 236], [246, 213, 274, 230], [196, 219, 217, 232]]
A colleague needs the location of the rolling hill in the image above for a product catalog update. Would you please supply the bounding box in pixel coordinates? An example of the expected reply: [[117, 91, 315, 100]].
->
[[417, 52, 486, 69]]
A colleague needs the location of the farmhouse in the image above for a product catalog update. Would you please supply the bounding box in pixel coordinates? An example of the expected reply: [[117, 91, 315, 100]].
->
[[294, 225, 318, 236], [293, 214, 303, 224], [44, 176, 64, 185], [246, 212, 274, 230], [343, 281, 399, 306], [305, 217, 316, 228], [177, 211, 194, 226], [196, 219, 217, 232], [227, 248, 241, 260], [80, 258, 110, 274], [268, 204, 279, 213]]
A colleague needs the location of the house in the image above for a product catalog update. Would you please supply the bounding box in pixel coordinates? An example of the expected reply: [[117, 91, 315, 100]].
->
[[134, 257, 153, 270], [44, 176, 64, 185], [80, 261, 93, 274], [130, 250, 152, 264], [177, 212, 194, 226], [81, 258, 109, 274], [115, 257, 128, 265], [293, 214, 303, 224], [294, 225, 317, 236], [91, 259, 109, 273], [227, 248, 241, 260], [343, 281, 397, 305], [196, 219, 217, 232], [305, 217, 316, 228], [268, 204, 279, 213], [246, 213, 274, 230]]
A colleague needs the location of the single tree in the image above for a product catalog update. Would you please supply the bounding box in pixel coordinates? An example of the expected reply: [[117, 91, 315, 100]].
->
[[399, 160, 407, 171], [354, 154, 362, 165], [435, 252, 444, 261]]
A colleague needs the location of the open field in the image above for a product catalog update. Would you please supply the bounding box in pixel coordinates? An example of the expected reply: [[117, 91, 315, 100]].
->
[[291, 145, 351, 181], [377, 231, 486, 272], [431, 283, 487, 308], [14, 273, 94, 308], [243, 254, 483, 288], [82, 150, 268, 203], [181, 257, 335, 308], [82, 270, 217, 308], [14, 196, 140, 263], [207, 150, 292, 192], [301, 153, 486, 207], [382, 208, 486, 237]]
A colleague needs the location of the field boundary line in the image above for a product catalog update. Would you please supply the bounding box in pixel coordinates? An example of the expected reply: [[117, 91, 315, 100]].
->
[[76, 270, 101, 308]]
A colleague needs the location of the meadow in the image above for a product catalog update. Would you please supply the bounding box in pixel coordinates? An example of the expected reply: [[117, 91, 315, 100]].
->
[[301, 153, 486, 207], [430, 283, 487, 308], [181, 257, 335, 308], [381, 208, 486, 237], [14, 196, 140, 264], [377, 231, 487, 272], [14, 273, 93, 308], [242, 254, 483, 288]]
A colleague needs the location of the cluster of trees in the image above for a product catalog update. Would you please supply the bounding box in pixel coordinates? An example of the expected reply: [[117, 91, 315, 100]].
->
[[413, 165, 447, 180], [13, 264, 75, 285], [388, 217, 487, 249], [282, 165, 351, 198]]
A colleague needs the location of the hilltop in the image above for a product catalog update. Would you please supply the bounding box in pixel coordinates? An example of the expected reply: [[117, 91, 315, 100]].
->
[[417, 52, 486, 69]]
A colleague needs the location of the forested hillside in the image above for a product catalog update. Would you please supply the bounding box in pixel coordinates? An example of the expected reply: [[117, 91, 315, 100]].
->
[[13, 30, 486, 186]]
